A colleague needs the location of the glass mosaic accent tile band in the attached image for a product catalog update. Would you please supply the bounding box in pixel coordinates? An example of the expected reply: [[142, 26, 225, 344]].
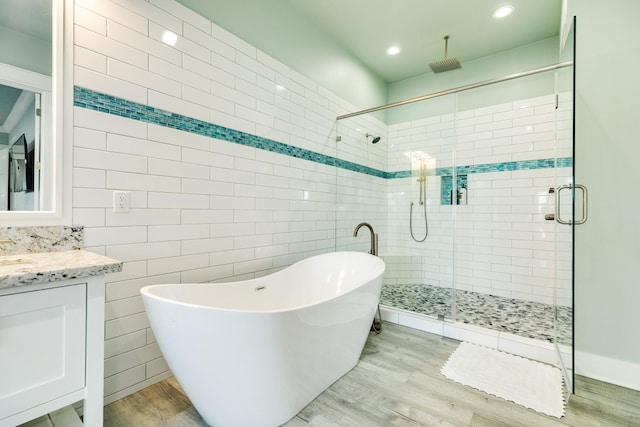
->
[[74, 87, 386, 178], [386, 157, 573, 179], [74, 86, 573, 179]]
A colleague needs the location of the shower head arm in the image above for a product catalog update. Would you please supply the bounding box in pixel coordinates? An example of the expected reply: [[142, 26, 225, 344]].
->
[[444, 35, 450, 58]]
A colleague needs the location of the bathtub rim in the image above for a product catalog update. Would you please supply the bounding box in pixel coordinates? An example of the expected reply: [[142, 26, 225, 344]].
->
[[140, 251, 385, 314]]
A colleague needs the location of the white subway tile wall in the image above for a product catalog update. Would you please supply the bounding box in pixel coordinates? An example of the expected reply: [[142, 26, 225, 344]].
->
[[334, 112, 388, 254], [72, 0, 383, 403], [386, 94, 572, 306]]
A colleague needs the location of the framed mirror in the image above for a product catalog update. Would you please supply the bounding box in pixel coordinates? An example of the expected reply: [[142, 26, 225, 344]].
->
[[0, 0, 68, 223], [0, 67, 50, 212]]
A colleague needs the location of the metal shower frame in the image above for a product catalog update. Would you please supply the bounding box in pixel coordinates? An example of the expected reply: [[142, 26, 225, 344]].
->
[[336, 61, 573, 120]]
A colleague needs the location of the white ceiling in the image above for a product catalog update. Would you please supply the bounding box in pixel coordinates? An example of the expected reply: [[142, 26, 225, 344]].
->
[[0, 0, 50, 133], [175, 0, 562, 83], [0, 0, 51, 42]]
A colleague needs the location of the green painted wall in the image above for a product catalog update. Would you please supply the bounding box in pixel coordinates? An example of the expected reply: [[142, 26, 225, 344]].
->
[[386, 37, 559, 123], [0, 25, 51, 76], [569, 0, 640, 373], [176, 0, 388, 113]]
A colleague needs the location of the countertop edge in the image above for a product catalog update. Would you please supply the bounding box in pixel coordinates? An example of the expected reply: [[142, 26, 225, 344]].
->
[[0, 250, 123, 290]]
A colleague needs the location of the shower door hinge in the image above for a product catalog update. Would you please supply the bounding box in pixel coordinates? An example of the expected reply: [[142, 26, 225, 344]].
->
[[555, 94, 559, 110], [36, 108, 41, 117], [335, 136, 342, 142]]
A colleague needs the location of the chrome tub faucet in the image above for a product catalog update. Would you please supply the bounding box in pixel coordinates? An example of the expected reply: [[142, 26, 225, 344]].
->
[[353, 222, 378, 256]]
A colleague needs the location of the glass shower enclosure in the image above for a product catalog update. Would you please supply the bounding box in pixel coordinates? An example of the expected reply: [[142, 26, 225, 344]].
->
[[335, 37, 576, 391]]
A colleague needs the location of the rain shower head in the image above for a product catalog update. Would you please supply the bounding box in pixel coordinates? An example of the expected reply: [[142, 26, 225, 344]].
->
[[366, 133, 381, 144], [429, 35, 462, 73]]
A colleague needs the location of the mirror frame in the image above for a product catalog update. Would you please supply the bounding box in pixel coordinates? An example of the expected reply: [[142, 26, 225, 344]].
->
[[0, 0, 72, 225]]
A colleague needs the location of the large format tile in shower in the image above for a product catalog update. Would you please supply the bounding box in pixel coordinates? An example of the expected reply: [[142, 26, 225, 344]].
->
[[380, 283, 572, 344]]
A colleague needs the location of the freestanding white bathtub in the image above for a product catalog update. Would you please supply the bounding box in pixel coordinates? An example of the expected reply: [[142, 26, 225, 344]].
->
[[140, 251, 385, 427]]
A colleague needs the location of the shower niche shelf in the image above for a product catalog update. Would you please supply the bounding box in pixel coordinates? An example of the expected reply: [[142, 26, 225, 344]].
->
[[441, 174, 468, 205]]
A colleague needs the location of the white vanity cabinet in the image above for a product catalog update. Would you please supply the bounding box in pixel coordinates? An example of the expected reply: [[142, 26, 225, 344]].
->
[[0, 275, 108, 427]]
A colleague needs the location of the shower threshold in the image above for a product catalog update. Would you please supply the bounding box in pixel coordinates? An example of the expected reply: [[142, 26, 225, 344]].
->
[[380, 283, 571, 345]]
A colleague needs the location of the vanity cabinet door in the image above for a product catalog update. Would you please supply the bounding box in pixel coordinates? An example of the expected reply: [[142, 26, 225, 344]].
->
[[0, 284, 86, 422]]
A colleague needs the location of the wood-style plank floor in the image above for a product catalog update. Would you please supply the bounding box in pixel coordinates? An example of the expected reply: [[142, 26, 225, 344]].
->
[[103, 323, 640, 426]]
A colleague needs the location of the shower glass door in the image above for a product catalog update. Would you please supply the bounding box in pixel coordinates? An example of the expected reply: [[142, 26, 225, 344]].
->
[[334, 111, 388, 255], [454, 70, 560, 334], [554, 17, 576, 393], [335, 24, 577, 389], [385, 95, 457, 322], [335, 93, 457, 322]]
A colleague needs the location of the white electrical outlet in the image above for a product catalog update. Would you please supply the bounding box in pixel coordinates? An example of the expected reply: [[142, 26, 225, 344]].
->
[[113, 191, 130, 213]]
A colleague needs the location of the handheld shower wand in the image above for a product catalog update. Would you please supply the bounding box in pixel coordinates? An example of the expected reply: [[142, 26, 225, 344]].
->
[[410, 160, 428, 242]]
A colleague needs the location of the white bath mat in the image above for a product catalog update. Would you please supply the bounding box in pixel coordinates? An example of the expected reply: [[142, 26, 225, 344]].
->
[[441, 342, 565, 418]]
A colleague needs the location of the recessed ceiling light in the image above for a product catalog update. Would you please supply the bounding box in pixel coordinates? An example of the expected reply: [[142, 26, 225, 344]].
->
[[387, 46, 401, 55], [492, 5, 514, 19]]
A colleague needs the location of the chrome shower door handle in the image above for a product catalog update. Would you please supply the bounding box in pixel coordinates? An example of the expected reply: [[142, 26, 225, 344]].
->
[[574, 184, 588, 225], [555, 184, 572, 225], [554, 184, 588, 225]]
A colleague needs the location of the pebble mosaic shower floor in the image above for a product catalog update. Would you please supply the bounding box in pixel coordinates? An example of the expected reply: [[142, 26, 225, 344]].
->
[[380, 283, 572, 344]]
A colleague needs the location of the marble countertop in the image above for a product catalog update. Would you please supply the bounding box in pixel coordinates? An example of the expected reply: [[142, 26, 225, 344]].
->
[[0, 250, 123, 290]]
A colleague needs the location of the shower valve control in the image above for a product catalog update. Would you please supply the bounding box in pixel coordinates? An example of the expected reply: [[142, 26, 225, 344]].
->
[[545, 214, 555, 221]]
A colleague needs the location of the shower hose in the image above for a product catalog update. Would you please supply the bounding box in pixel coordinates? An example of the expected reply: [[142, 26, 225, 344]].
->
[[410, 201, 428, 242]]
